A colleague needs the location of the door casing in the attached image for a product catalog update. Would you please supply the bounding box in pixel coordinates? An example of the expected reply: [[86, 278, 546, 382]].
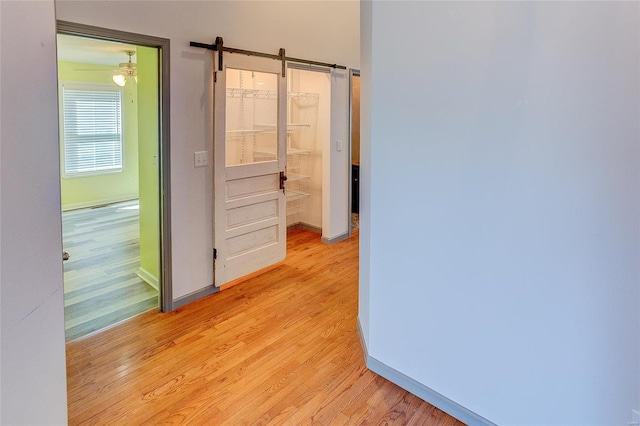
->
[[348, 69, 360, 237], [56, 21, 173, 311]]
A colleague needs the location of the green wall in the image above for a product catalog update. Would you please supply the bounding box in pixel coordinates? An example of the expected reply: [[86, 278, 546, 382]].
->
[[58, 60, 139, 210], [59, 54, 159, 287], [136, 47, 160, 286]]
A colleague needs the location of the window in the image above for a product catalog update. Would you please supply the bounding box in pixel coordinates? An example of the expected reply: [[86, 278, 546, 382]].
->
[[61, 83, 123, 177]]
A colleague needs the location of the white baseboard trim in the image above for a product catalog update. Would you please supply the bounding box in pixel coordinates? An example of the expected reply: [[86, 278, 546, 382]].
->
[[321, 231, 349, 245], [137, 267, 159, 290], [62, 195, 138, 212], [356, 318, 495, 426], [356, 318, 369, 360]]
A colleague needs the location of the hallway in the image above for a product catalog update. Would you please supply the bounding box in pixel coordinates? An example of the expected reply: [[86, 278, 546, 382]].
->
[[66, 229, 463, 424]]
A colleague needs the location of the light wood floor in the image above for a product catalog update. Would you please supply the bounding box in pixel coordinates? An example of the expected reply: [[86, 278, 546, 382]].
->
[[62, 200, 158, 341], [66, 229, 465, 425]]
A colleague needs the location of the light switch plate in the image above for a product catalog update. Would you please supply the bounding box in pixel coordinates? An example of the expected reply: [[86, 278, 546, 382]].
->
[[336, 139, 343, 152], [194, 151, 208, 167]]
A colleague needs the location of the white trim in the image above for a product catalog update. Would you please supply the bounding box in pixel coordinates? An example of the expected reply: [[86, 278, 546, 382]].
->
[[61, 195, 138, 212], [357, 316, 369, 360], [57, 20, 173, 312], [137, 267, 159, 290], [321, 231, 348, 245], [356, 318, 495, 426]]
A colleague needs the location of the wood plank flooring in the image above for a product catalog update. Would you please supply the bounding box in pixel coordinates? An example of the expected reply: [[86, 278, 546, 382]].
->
[[62, 200, 158, 341], [66, 229, 465, 425]]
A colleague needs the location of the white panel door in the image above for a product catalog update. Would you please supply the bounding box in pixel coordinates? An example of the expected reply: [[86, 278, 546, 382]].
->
[[213, 53, 287, 286]]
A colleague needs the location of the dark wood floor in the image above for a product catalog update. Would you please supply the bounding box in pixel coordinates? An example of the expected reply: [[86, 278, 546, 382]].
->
[[66, 229, 465, 425], [62, 200, 158, 340]]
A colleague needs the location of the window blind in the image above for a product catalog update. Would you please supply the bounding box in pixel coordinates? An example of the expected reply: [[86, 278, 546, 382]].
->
[[62, 86, 123, 177]]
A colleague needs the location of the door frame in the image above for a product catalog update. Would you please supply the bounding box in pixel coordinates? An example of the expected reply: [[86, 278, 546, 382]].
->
[[56, 21, 174, 312], [348, 68, 360, 237]]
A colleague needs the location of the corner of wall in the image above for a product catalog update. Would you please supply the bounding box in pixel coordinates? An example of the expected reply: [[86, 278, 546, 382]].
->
[[364, 352, 495, 426], [1, 0, 68, 423], [358, 307, 491, 425], [357, 0, 372, 358]]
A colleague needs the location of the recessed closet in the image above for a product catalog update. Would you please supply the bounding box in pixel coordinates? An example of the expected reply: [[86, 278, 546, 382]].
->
[[285, 67, 331, 233], [222, 66, 330, 234]]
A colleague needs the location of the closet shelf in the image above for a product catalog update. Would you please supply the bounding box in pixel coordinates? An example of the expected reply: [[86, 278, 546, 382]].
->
[[251, 147, 311, 158], [226, 88, 276, 99], [287, 173, 310, 183], [287, 190, 310, 202], [287, 123, 311, 132], [226, 129, 263, 138], [227, 123, 310, 139], [289, 91, 320, 105], [287, 147, 311, 155], [253, 148, 310, 156], [254, 123, 311, 133], [254, 124, 276, 131], [225, 88, 319, 104], [253, 151, 277, 159]]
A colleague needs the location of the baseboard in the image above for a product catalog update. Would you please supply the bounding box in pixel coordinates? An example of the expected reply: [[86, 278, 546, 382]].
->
[[172, 286, 219, 310], [137, 267, 159, 290], [288, 222, 322, 234], [357, 317, 369, 363], [62, 195, 138, 212], [356, 318, 495, 426], [321, 231, 349, 245]]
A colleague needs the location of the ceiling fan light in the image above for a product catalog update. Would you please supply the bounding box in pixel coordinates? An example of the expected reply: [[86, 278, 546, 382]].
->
[[112, 73, 127, 87]]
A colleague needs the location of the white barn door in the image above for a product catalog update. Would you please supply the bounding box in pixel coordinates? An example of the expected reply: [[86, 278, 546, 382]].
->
[[213, 53, 287, 286]]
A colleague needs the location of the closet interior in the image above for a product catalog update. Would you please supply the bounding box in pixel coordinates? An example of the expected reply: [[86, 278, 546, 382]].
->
[[285, 68, 330, 232], [224, 67, 330, 234]]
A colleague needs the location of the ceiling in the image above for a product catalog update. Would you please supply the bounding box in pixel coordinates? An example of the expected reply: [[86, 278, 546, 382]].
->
[[57, 34, 137, 66]]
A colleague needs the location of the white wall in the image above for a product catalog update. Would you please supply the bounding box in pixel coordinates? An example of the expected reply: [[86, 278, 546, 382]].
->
[[1, 2, 3, 421], [358, 0, 372, 348], [0, 1, 69, 424], [326, 70, 350, 240], [360, 1, 640, 425], [55, 0, 360, 300]]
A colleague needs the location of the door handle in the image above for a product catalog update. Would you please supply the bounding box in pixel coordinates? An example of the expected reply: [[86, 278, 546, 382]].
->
[[63, 251, 70, 261], [279, 171, 287, 193]]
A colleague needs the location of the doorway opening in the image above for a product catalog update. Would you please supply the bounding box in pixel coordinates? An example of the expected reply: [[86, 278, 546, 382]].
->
[[349, 69, 360, 235], [286, 66, 331, 235], [56, 23, 172, 340], [212, 54, 333, 288]]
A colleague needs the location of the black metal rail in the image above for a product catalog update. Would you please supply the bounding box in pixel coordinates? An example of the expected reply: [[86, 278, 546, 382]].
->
[[190, 37, 346, 76]]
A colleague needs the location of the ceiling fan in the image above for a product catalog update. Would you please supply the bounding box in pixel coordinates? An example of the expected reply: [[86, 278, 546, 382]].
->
[[111, 50, 137, 86], [73, 50, 137, 86]]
